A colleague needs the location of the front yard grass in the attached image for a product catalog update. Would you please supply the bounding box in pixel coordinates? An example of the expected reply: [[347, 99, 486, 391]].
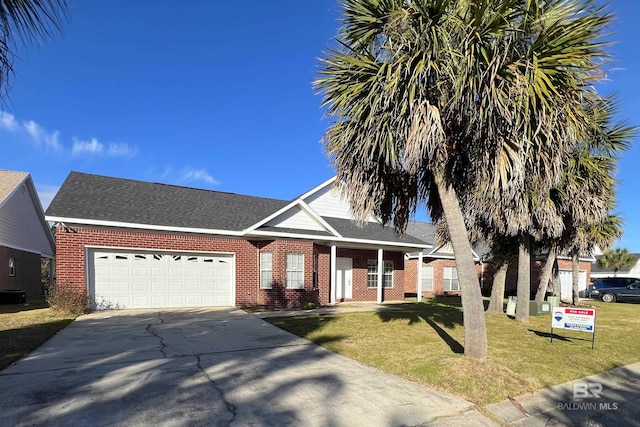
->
[[266, 297, 640, 404], [0, 302, 76, 371]]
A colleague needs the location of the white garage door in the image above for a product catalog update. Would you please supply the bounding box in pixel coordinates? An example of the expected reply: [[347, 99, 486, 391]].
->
[[89, 250, 234, 309], [559, 270, 587, 301]]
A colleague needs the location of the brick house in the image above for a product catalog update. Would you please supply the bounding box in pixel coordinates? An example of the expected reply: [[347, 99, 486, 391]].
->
[[46, 172, 432, 310], [0, 170, 56, 300]]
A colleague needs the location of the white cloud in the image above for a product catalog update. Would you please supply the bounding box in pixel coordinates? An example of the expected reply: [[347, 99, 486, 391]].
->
[[72, 137, 103, 156], [180, 168, 219, 185], [72, 138, 138, 158], [23, 120, 61, 152], [0, 112, 19, 132], [107, 142, 138, 157]]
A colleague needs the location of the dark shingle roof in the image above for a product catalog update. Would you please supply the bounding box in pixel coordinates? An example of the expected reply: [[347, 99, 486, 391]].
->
[[404, 221, 436, 245], [323, 217, 428, 246], [46, 172, 289, 231]]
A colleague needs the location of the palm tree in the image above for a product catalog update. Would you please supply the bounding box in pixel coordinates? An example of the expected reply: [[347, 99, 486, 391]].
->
[[598, 248, 637, 277], [0, 0, 67, 100], [316, 0, 611, 359], [534, 97, 633, 303]]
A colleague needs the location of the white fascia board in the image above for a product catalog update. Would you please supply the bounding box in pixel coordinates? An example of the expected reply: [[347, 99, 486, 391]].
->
[[297, 200, 342, 236], [242, 198, 341, 237], [245, 175, 337, 232], [45, 216, 244, 237], [427, 243, 480, 261], [298, 176, 337, 201], [557, 255, 597, 263], [246, 229, 430, 250]]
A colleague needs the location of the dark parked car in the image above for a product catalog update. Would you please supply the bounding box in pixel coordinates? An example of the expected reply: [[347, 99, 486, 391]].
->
[[590, 277, 640, 303]]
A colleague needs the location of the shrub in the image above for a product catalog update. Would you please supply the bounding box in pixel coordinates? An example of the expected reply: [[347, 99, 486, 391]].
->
[[46, 286, 89, 315]]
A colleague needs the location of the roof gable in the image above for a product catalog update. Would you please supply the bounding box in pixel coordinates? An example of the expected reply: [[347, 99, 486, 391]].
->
[[0, 170, 55, 257]]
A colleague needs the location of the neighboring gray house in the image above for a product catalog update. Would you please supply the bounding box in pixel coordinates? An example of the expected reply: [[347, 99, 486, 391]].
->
[[0, 170, 56, 300]]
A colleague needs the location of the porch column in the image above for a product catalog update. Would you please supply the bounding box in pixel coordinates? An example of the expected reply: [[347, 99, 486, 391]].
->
[[377, 248, 383, 304], [330, 245, 337, 305], [417, 251, 423, 302]]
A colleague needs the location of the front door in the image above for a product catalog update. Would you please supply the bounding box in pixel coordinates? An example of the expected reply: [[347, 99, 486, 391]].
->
[[336, 257, 353, 300]]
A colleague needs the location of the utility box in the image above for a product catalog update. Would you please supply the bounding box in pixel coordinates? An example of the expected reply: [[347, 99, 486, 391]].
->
[[529, 300, 551, 316], [506, 296, 517, 316], [547, 296, 560, 309]]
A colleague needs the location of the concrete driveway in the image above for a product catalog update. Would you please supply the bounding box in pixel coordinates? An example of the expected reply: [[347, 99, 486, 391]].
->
[[0, 308, 481, 426]]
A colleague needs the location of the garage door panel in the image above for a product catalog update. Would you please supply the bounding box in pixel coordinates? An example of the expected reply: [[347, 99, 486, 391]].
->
[[91, 250, 234, 309]]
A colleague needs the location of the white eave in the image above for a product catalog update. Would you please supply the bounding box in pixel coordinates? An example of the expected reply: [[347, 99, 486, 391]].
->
[[45, 216, 245, 237]]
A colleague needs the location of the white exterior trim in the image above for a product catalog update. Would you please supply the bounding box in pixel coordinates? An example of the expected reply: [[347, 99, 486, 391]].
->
[[330, 245, 337, 305], [46, 216, 245, 237], [297, 176, 337, 201], [417, 250, 423, 302], [377, 248, 383, 303], [242, 199, 341, 237]]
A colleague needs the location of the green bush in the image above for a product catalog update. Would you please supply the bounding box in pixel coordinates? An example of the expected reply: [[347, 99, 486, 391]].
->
[[46, 286, 89, 315]]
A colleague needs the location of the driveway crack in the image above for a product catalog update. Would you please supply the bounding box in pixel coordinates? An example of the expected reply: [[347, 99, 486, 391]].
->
[[196, 355, 237, 425], [146, 314, 167, 358]]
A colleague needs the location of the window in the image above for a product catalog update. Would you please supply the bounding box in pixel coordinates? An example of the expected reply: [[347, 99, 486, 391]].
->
[[313, 254, 319, 290], [367, 260, 393, 288], [260, 252, 273, 289], [286, 253, 305, 289], [9, 258, 15, 277], [443, 267, 459, 291], [421, 265, 434, 291]]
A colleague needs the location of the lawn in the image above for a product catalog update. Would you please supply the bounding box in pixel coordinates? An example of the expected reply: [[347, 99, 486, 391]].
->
[[0, 302, 76, 371], [266, 297, 640, 404]]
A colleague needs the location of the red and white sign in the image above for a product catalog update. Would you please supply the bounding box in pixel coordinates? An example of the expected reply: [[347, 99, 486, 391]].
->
[[552, 307, 596, 332]]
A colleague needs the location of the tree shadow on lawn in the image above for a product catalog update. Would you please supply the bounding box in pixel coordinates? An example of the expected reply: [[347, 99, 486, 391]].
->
[[378, 297, 464, 355]]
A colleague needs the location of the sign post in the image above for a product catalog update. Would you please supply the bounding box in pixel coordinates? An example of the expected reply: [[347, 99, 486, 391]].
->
[[551, 307, 596, 349]]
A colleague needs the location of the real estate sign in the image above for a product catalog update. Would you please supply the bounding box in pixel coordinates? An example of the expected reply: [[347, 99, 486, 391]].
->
[[551, 307, 596, 349]]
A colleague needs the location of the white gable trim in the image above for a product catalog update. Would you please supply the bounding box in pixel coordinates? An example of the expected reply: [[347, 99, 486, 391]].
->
[[45, 216, 245, 237], [298, 176, 337, 201], [424, 243, 481, 261], [243, 199, 341, 237]]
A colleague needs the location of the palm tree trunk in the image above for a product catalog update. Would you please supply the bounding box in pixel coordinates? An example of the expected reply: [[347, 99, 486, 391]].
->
[[572, 252, 580, 305], [435, 172, 487, 361], [535, 243, 557, 302], [487, 262, 508, 313], [515, 234, 531, 321]]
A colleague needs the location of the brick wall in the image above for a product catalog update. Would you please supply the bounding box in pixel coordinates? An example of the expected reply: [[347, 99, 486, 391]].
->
[[405, 257, 484, 298], [0, 246, 42, 300], [55, 226, 328, 309]]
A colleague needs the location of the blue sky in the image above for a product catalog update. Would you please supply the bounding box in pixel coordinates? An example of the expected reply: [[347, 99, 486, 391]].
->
[[1, 1, 639, 251]]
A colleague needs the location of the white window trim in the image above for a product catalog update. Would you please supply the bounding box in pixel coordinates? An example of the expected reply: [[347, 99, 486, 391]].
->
[[286, 253, 305, 289], [367, 260, 394, 288], [260, 252, 273, 289], [443, 266, 459, 291], [421, 265, 434, 291]]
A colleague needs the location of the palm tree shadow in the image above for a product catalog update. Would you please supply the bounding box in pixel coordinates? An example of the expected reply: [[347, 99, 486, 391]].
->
[[377, 297, 464, 355]]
